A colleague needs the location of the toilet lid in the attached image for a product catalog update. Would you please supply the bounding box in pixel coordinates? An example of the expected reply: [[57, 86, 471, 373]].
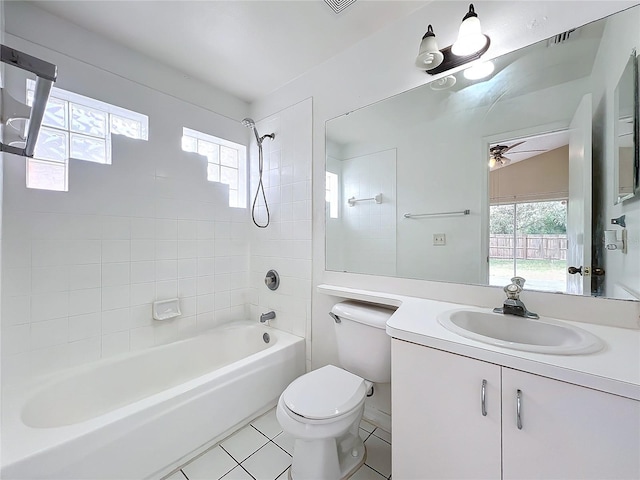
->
[[283, 365, 366, 420]]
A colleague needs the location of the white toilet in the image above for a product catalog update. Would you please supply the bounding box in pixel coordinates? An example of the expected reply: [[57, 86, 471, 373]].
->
[[276, 301, 394, 480]]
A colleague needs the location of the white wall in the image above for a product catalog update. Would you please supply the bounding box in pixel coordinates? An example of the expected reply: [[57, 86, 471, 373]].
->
[[333, 149, 396, 276], [1, 3, 254, 385], [248, 98, 313, 369], [251, 0, 640, 423], [590, 7, 640, 300]]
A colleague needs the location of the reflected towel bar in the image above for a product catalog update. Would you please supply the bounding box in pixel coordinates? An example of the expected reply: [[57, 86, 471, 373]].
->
[[404, 209, 470, 218], [348, 194, 382, 207]]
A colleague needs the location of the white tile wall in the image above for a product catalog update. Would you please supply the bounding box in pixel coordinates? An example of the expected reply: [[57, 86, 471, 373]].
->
[[1, 94, 253, 387], [248, 99, 313, 368]]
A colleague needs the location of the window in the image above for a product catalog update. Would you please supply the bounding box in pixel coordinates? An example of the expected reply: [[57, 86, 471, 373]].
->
[[181, 127, 247, 208], [326, 171, 339, 218], [25, 80, 148, 191], [489, 200, 567, 293]]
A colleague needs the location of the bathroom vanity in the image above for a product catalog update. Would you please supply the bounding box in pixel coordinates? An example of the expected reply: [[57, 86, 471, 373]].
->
[[317, 285, 640, 480]]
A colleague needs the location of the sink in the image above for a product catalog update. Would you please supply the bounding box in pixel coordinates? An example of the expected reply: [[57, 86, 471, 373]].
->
[[438, 309, 604, 355]]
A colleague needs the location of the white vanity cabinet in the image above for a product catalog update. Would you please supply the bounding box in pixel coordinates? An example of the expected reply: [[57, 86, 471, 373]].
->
[[392, 339, 640, 480]]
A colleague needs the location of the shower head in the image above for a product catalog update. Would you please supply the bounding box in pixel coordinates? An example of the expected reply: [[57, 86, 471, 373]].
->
[[241, 117, 262, 145]]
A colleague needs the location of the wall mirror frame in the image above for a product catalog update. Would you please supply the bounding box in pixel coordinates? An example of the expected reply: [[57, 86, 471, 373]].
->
[[325, 5, 640, 302], [613, 49, 639, 204]]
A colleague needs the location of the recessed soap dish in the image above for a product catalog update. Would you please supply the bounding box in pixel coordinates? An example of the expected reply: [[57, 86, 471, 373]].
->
[[153, 298, 181, 321]]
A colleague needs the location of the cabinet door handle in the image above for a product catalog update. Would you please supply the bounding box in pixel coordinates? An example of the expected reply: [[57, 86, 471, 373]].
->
[[481, 379, 487, 416], [516, 389, 523, 430]]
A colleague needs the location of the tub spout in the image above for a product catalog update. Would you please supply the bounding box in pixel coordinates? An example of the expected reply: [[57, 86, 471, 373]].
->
[[260, 311, 276, 323]]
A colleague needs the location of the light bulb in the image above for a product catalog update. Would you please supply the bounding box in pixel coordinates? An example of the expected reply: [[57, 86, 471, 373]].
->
[[464, 61, 495, 80], [452, 4, 488, 56], [488, 156, 496, 168], [416, 25, 444, 69]]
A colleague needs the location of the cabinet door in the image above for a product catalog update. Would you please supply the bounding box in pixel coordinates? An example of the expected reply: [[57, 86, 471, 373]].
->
[[392, 339, 502, 479], [502, 368, 640, 480]]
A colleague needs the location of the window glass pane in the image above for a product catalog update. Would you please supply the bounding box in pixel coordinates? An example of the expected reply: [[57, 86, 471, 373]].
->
[[26, 89, 35, 107], [181, 135, 197, 153], [221, 166, 238, 187], [198, 140, 219, 164], [35, 127, 68, 162], [71, 103, 107, 137], [42, 97, 68, 130], [111, 115, 142, 139], [207, 163, 220, 182], [228, 189, 239, 208], [70, 134, 107, 163], [27, 159, 67, 191], [514, 201, 567, 293], [489, 204, 515, 287], [220, 146, 238, 168]]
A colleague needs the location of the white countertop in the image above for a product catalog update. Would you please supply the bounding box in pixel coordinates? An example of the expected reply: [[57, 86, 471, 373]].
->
[[318, 284, 640, 400]]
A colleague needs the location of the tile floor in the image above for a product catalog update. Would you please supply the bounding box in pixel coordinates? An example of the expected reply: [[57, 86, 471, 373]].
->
[[164, 408, 392, 480]]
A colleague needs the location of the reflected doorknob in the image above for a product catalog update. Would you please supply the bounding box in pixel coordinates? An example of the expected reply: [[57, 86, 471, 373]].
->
[[568, 266, 591, 276], [567, 266, 583, 275]]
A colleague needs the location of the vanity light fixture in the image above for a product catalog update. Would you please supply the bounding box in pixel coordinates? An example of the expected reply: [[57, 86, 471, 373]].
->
[[416, 3, 491, 75]]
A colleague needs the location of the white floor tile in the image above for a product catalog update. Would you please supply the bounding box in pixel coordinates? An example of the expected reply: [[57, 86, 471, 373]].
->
[[350, 465, 387, 480], [164, 471, 187, 480], [360, 420, 376, 433], [364, 434, 392, 478], [220, 425, 269, 462], [220, 465, 254, 480], [372, 428, 391, 444], [273, 431, 295, 456], [182, 446, 237, 480], [251, 409, 283, 439], [275, 471, 288, 480], [359, 428, 372, 442], [242, 442, 291, 480]]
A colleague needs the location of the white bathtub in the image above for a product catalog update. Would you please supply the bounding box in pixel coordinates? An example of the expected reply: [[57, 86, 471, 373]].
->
[[1, 322, 305, 479]]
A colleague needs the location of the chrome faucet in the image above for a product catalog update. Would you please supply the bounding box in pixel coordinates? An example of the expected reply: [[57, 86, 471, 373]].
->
[[260, 311, 276, 324], [493, 277, 539, 319]]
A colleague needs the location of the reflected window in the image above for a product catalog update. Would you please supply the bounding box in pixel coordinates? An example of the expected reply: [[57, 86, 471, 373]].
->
[[489, 200, 567, 293], [326, 171, 339, 218], [25, 80, 148, 191]]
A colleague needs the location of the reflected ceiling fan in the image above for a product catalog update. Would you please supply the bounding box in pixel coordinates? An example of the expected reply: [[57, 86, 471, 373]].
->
[[489, 141, 546, 168]]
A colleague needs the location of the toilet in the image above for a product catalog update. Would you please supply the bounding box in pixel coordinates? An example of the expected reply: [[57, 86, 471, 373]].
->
[[276, 301, 394, 480]]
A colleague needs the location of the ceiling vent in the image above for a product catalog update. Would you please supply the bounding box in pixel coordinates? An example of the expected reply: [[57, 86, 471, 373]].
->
[[324, 0, 357, 14], [547, 28, 579, 47]]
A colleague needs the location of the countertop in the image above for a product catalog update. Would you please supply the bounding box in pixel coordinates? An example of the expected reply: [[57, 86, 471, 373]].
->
[[318, 284, 640, 400]]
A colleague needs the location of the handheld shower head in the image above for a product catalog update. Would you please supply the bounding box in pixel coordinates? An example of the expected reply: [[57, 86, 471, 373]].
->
[[241, 117, 262, 145]]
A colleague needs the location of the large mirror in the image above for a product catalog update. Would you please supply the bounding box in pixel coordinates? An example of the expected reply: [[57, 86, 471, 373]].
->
[[325, 5, 640, 301]]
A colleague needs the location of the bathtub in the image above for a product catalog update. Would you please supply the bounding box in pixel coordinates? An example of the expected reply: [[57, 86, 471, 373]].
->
[[1, 322, 305, 479]]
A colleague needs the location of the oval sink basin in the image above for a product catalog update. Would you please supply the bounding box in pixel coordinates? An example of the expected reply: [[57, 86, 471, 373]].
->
[[438, 309, 603, 355]]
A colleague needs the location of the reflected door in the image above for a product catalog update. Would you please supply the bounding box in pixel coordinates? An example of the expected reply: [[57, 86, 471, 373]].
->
[[566, 94, 592, 295]]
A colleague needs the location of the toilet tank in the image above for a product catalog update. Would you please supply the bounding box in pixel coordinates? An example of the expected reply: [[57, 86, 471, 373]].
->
[[331, 301, 396, 383]]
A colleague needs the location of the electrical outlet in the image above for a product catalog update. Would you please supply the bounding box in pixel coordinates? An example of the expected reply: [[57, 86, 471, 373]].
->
[[433, 233, 446, 246]]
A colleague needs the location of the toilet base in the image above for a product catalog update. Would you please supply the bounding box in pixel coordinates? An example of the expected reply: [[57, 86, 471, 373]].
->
[[288, 441, 366, 480]]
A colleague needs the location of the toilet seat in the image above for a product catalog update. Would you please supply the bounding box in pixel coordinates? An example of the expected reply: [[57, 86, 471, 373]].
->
[[282, 365, 366, 420]]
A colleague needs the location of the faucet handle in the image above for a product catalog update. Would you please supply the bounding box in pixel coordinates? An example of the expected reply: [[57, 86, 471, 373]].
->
[[504, 282, 521, 299], [511, 277, 526, 288]]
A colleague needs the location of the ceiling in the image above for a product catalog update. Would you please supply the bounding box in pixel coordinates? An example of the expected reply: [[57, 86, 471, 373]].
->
[[30, 0, 429, 103], [489, 130, 570, 170]]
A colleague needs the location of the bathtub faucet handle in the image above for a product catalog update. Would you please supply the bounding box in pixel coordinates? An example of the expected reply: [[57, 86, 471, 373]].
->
[[260, 311, 276, 324]]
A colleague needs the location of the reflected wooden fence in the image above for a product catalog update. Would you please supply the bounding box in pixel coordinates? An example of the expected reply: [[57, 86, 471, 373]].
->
[[490, 234, 567, 260]]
